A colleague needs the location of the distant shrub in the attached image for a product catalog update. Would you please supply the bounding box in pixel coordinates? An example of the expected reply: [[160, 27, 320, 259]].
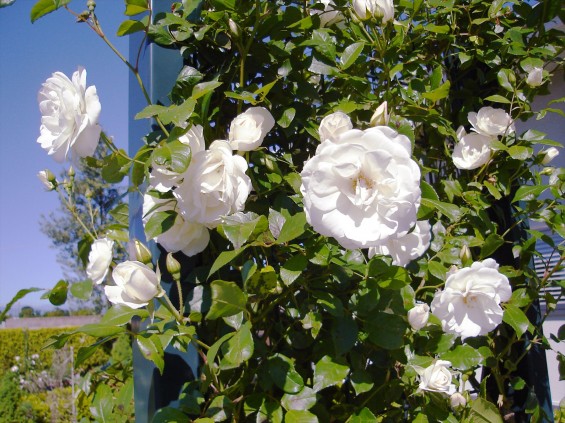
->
[[0, 327, 109, 374]]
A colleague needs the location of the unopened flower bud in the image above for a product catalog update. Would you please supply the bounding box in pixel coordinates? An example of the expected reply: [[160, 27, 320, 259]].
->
[[87, 0, 96, 12], [166, 253, 182, 280], [130, 239, 153, 265], [459, 244, 472, 266], [38, 170, 57, 191], [78, 10, 90, 21], [370, 101, 389, 127], [68, 166, 75, 178], [407, 303, 430, 330], [228, 19, 240, 39], [450, 392, 467, 408], [526, 66, 543, 87], [541, 147, 559, 165], [85, 188, 93, 199]]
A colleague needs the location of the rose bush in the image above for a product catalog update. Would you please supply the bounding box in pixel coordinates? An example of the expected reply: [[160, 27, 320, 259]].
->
[[17, 0, 565, 422]]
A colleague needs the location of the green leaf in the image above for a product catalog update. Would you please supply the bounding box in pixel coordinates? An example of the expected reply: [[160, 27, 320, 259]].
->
[[101, 304, 149, 326], [102, 150, 131, 183], [278, 107, 296, 128], [144, 210, 176, 240], [208, 247, 247, 278], [268, 354, 304, 394], [468, 398, 503, 423], [277, 212, 307, 244], [420, 198, 461, 221], [137, 333, 165, 374], [30, 0, 71, 23], [116, 18, 147, 36], [507, 145, 532, 161], [484, 95, 511, 104], [347, 407, 378, 422], [125, 0, 148, 16], [204, 395, 233, 421], [480, 233, 504, 258], [497, 69, 515, 92], [512, 185, 548, 203], [340, 42, 364, 70], [440, 344, 483, 370], [422, 80, 451, 102], [48, 280, 68, 306], [280, 255, 308, 286], [70, 280, 93, 300], [224, 322, 254, 365], [192, 81, 223, 100], [206, 280, 247, 320], [77, 323, 125, 337], [284, 410, 318, 423], [365, 312, 407, 350], [220, 213, 268, 249], [313, 355, 349, 392], [350, 372, 374, 395], [152, 139, 192, 174], [152, 407, 190, 423], [0, 288, 42, 323], [281, 387, 317, 411], [207, 331, 236, 367], [503, 304, 532, 338]]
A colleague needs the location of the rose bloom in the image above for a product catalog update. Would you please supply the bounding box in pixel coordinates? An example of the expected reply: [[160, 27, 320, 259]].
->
[[450, 392, 467, 408], [143, 192, 210, 257], [150, 124, 205, 192], [352, 0, 394, 22], [431, 258, 512, 339], [37, 67, 101, 162], [37, 170, 56, 191], [370, 101, 389, 127], [311, 0, 344, 27], [104, 261, 164, 309], [318, 111, 353, 142], [300, 126, 421, 250], [541, 147, 559, 165], [228, 107, 275, 151], [526, 66, 543, 87], [407, 303, 430, 331], [175, 140, 252, 228], [468, 106, 515, 138], [452, 126, 494, 170], [368, 220, 431, 266], [86, 238, 114, 285], [415, 360, 453, 393]]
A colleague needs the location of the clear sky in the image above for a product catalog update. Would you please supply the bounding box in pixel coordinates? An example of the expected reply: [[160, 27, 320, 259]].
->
[[0, 1, 128, 311]]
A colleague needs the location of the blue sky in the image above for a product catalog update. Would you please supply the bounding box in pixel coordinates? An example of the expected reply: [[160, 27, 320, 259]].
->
[[0, 1, 128, 310]]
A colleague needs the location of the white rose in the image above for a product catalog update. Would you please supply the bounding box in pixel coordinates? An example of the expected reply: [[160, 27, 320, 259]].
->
[[541, 147, 559, 165], [37, 170, 56, 191], [149, 124, 205, 192], [11, 366, 18, 373], [450, 392, 467, 408], [407, 303, 430, 331], [37, 67, 101, 162], [452, 128, 494, 170], [319, 111, 353, 142], [228, 107, 275, 151], [370, 101, 389, 127], [86, 238, 114, 285], [526, 66, 543, 87], [143, 192, 210, 257], [175, 140, 252, 228], [431, 258, 512, 339], [311, 0, 344, 27], [104, 261, 163, 309], [416, 360, 453, 393], [468, 106, 515, 138], [352, 0, 394, 22], [368, 220, 431, 266], [300, 126, 421, 250]]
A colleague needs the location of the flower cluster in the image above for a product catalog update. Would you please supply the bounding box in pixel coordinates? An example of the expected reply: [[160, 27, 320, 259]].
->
[[302, 110, 430, 267], [452, 106, 515, 170]]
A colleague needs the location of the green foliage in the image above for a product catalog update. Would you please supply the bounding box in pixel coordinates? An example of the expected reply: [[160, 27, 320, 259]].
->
[[0, 327, 109, 374]]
